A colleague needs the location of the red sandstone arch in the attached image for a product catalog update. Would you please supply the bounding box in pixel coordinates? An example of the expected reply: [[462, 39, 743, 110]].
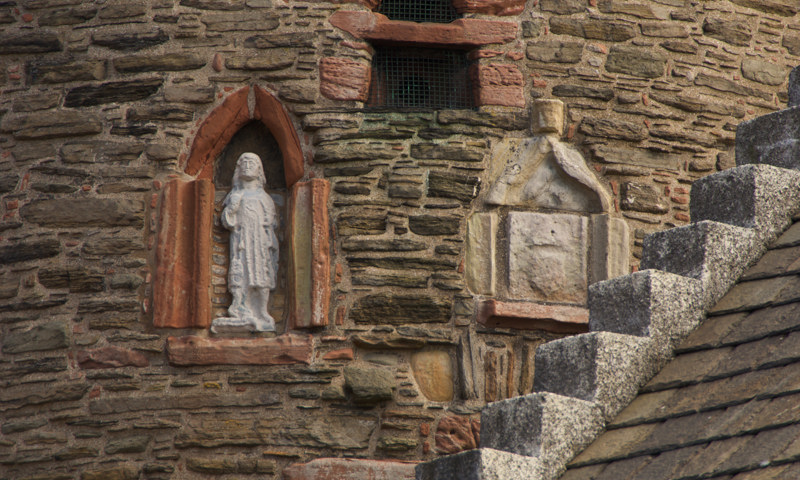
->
[[154, 87, 330, 332], [184, 86, 304, 187]]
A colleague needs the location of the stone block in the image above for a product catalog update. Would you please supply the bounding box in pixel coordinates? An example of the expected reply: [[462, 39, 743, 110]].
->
[[507, 212, 588, 303], [166, 334, 312, 366], [589, 270, 704, 342], [415, 448, 543, 480], [533, 332, 664, 420], [532, 99, 564, 135], [21, 198, 144, 228], [452, 0, 525, 15], [319, 57, 371, 102], [480, 393, 603, 476], [466, 212, 496, 295], [411, 350, 454, 402], [436, 415, 480, 454], [640, 221, 760, 307], [790, 66, 800, 107], [690, 164, 800, 245], [736, 105, 800, 170], [471, 64, 525, 108], [2, 321, 69, 354], [1, 110, 102, 140], [589, 214, 630, 284], [350, 293, 451, 324], [77, 346, 149, 369], [476, 299, 588, 333], [344, 365, 394, 404], [284, 458, 416, 480]]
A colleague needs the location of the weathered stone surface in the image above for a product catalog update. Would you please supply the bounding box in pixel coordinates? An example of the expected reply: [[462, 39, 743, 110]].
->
[[416, 448, 542, 480], [590, 214, 630, 283], [591, 144, 681, 170], [352, 272, 427, 288], [245, 32, 314, 48], [38, 266, 104, 292], [226, 54, 295, 71], [202, 13, 279, 31], [471, 64, 525, 108], [620, 182, 668, 214], [695, 73, 771, 101], [0, 31, 61, 54], [2, 321, 69, 354], [411, 350, 454, 402], [648, 91, 745, 117], [38, 6, 97, 25], [481, 393, 603, 473], [341, 238, 426, 252], [128, 104, 193, 122], [452, 0, 524, 15], [1, 381, 89, 408], [60, 141, 143, 163], [550, 17, 637, 42], [337, 215, 386, 236], [81, 466, 139, 480], [22, 198, 144, 227], [180, 0, 244, 10], [2, 418, 48, 434], [77, 346, 149, 369], [99, 3, 147, 18], [606, 45, 667, 78], [526, 40, 584, 63], [540, 0, 584, 14], [508, 212, 588, 303], [114, 53, 206, 73], [736, 106, 800, 170], [477, 299, 589, 333], [105, 435, 150, 454], [1, 110, 102, 140], [580, 116, 646, 141], [83, 237, 142, 256], [702, 17, 752, 46], [92, 28, 169, 50], [65, 78, 162, 107], [344, 365, 394, 404], [534, 332, 660, 420], [690, 164, 800, 245], [466, 213, 496, 296], [284, 458, 416, 480], [348, 256, 457, 271], [437, 109, 527, 130], [408, 215, 461, 236], [318, 57, 370, 102], [316, 142, 398, 162], [790, 67, 800, 108], [741, 58, 787, 86], [411, 143, 484, 162], [90, 392, 281, 415], [589, 269, 704, 342], [729, 0, 796, 16], [350, 294, 451, 324], [435, 415, 480, 454], [0, 238, 61, 264], [164, 85, 215, 103], [641, 221, 760, 307], [166, 335, 312, 366], [552, 84, 614, 101]]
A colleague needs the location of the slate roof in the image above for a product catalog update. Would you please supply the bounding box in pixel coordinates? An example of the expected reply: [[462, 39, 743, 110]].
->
[[561, 216, 800, 480]]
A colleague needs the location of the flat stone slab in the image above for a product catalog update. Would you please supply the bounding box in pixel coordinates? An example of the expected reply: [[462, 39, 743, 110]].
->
[[284, 458, 416, 480], [507, 212, 588, 303], [476, 299, 588, 333], [415, 448, 543, 480], [166, 334, 312, 366]]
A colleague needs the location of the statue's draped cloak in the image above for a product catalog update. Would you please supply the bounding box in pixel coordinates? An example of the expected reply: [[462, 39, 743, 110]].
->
[[223, 189, 279, 290]]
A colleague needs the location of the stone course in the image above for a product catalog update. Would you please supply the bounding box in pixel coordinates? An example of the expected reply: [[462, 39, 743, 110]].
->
[[0, 1, 798, 479]]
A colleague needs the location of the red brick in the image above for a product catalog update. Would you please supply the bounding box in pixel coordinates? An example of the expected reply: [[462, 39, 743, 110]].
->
[[319, 57, 371, 102], [322, 348, 354, 361], [253, 86, 305, 187], [435, 415, 481, 454], [477, 299, 589, 333], [452, 0, 525, 15]]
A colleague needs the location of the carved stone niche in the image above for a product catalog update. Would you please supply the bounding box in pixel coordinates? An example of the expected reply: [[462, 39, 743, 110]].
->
[[152, 87, 329, 365], [467, 99, 629, 331]]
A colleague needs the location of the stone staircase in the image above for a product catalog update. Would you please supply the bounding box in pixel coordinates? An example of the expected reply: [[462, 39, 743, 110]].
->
[[416, 103, 800, 480]]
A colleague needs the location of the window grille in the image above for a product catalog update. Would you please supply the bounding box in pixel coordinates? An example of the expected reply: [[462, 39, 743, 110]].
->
[[367, 47, 473, 110], [377, 0, 460, 23]]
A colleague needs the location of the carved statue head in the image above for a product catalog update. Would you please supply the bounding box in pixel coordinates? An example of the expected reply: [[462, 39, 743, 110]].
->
[[232, 152, 267, 190]]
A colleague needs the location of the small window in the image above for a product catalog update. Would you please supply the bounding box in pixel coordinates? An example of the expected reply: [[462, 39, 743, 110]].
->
[[377, 0, 460, 23], [367, 46, 473, 111]]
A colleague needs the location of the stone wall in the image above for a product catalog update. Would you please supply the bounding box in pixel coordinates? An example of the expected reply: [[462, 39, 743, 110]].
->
[[0, 0, 798, 479]]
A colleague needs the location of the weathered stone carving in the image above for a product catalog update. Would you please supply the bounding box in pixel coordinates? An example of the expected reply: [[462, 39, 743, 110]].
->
[[212, 152, 279, 333]]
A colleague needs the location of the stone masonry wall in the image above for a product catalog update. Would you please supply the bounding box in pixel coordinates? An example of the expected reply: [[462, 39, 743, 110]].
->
[[0, 0, 798, 479]]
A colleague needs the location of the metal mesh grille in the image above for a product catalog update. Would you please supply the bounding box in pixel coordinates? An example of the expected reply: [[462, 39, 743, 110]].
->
[[377, 0, 460, 23], [367, 47, 473, 110]]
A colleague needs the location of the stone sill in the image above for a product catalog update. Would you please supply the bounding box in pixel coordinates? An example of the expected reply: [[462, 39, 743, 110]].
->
[[166, 334, 312, 366], [476, 299, 589, 333], [329, 11, 517, 48]]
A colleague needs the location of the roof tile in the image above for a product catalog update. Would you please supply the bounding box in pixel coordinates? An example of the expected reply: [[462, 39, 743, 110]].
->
[[772, 221, 800, 248], [719, 302, 800, 346], [643, 347, 732, 392], [671, 436, 750, 479], [609, 389, 679, 428], [709, 276, 797, 315], [740, 245, 800, 281], [569, 423, 658, 466], [676, 312, 747, 353]]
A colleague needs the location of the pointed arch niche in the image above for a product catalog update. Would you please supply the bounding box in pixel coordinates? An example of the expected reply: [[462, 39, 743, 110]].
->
[[153, 86, 331, 335]]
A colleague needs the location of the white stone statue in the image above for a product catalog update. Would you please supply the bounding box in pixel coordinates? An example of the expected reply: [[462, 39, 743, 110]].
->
[[212, 152, 279, 333]]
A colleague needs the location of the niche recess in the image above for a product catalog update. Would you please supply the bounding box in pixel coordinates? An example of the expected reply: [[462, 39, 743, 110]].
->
[[152, 87, 331, 335]]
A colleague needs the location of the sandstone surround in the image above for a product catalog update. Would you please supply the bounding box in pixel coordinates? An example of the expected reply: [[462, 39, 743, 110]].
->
[[0, 1, 797, 479]]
